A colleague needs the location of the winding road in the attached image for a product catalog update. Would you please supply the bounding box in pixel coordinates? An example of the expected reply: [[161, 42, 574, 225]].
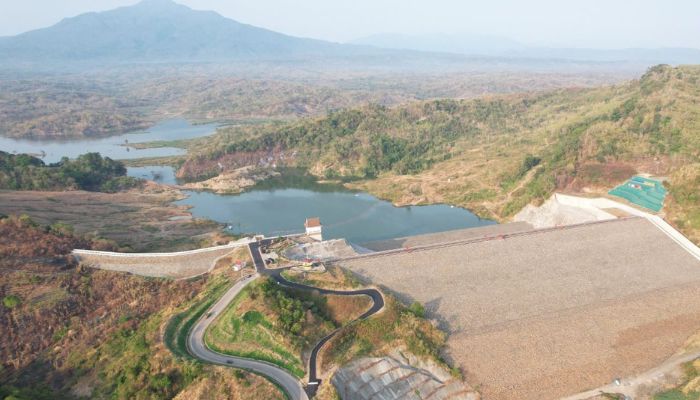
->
[[186, 273, 309, 400], [186, 238, 384, 399]]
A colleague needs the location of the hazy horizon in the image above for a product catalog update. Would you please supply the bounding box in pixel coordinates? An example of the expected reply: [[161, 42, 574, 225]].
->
[[1, 0, 699, 50]]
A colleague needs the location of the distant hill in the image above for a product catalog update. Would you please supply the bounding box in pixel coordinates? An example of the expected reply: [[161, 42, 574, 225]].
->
[[352, 33, 700, 64], [0, 0, 372, 63], [351, 33, 527, 57], [3, 0, 691, 68]]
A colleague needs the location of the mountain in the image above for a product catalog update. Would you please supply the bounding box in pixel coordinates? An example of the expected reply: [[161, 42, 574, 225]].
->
[[0, 0, 360, 63], [352, 33, 700, 64]]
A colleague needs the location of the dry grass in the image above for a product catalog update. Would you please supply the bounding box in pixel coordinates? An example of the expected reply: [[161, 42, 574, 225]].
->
[[0, 184, 221, 252], [172, 367, 285, 400], [213, 246, 251, 270], [282, 265, 361, 290], [323, 295, 372, 326]]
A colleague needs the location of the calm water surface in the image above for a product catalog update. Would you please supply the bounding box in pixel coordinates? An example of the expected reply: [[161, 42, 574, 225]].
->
[[177, 186, 495, 243], [0, 118, 218, 163], [3, 119, 496, 243], [127, 165, 178, 185]]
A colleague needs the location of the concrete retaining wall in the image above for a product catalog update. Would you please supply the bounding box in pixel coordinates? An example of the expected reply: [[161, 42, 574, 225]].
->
[[73, 238, 256, 279]]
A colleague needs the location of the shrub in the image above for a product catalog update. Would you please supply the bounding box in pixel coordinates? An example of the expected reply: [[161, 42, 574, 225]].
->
[[3, 295, 21, 309], [408, 301, 426, 318]]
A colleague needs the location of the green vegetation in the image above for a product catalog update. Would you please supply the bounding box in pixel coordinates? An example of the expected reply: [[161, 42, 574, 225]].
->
[[164, 274, 233, 359], [0, 214, 284, 399], [281, 266, 453, 378], [0, 72, 613, 140], [205, 278, 335, 378], [0, 151, 141, 192], [667, 164, 700, 245], [654, 390, 698, 400], [653, 360, 700, 400], [183, 65, 700, 244], [408, 301, 426, 318], [2, 295, 21, 309], [0, 385, 66, 400], [324, 294, 453, 376], [89, 314, 202, 399]]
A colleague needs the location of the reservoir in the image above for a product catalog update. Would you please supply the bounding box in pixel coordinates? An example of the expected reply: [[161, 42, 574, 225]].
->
[[175, 176, 496, 243], [0, 118, 218, 163], [2, 119, 496, 243], [130, 166, 496, 243]]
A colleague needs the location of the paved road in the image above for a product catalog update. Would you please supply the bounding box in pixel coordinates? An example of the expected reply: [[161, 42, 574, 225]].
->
[[249, 240, 384, 397], [187, 273, 310, 400], [185, 239, 384, 399]]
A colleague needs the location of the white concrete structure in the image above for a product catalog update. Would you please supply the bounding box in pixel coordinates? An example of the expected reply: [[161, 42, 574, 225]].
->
[[72, 238, 256, 279], [305, 217, 323, 241]]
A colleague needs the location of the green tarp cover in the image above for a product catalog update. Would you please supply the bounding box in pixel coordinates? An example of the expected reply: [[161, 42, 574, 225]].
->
[[608, 176, 667, 212]]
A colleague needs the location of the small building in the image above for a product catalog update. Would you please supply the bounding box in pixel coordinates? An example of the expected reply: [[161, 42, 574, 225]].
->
[[305, 217, 323, 241], [232, 260, 247, 271]]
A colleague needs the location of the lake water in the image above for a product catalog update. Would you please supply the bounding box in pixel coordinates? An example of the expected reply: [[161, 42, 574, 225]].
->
[[177, 186, 496, 243], [127, 165, 179, 185], [0, 118, 218, 163], [3, 118, 496, 243]]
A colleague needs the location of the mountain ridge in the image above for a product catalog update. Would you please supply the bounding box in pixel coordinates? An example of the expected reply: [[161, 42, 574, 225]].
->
[[0, 0, 360, 63], [2, 0, 692, 67], [352, 32, 700, 64]]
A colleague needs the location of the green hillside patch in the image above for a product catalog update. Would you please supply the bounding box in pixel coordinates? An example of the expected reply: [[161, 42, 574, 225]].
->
[[204, 278, 336, 378]]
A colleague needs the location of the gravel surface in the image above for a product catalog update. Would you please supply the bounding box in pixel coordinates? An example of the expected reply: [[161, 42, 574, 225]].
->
[[341, 218, 700, 400]]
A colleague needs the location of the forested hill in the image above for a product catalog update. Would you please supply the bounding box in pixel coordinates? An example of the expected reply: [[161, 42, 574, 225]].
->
[[0, 152, 139, 192], [182, 64, 700, 243]]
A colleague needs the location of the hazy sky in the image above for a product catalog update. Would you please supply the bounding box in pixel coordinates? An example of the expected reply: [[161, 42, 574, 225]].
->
[[1, 0, 699, 49]]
